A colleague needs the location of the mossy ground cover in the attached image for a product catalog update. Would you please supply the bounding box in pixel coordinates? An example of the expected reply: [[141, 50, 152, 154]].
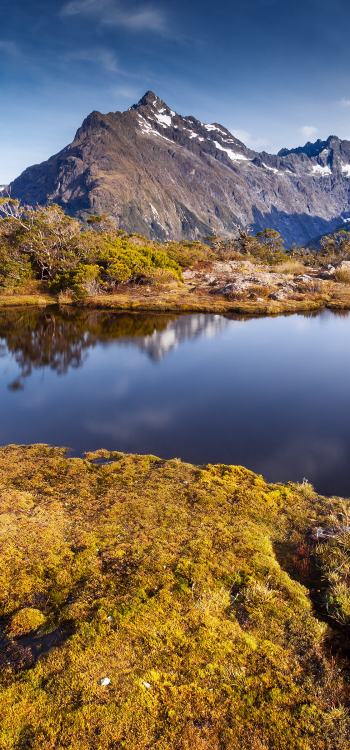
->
[[0, 445, 349, 749]]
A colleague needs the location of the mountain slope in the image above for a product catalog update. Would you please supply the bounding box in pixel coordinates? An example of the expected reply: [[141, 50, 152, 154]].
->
[[10, 91, 350, 246]]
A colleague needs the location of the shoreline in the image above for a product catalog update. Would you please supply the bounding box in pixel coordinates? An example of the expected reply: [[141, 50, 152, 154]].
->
[[1, 289, 350, 316]]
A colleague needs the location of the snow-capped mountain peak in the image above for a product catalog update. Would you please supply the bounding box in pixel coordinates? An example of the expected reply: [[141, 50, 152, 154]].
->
[[9, 91, 350, 247]]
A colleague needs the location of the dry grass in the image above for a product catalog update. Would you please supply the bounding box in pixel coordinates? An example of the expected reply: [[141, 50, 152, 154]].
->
[[0, 276, 349, 317], [335, 269, 350, 284], [83, 288, 331, 316], [0, 288, 331, 315], [57, 290, 75, 304], [327, 282, 350, 309], [277, 260, 306, 275], [0, 293, 54, 307]]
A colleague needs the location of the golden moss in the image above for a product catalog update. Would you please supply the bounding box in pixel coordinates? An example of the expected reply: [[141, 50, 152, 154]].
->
[[0, 445, 348, 750], [7, 608, 46, 637]]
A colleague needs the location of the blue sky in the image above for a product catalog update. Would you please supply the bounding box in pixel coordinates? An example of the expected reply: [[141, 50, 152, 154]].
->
[[1, 0, 350, 183]]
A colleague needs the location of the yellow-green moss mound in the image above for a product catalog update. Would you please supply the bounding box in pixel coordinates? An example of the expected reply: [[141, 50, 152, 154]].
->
[[6, 608, 46, 638], [0, 445, 348, 749]]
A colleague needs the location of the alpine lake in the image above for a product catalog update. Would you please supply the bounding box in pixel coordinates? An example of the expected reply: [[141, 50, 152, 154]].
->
[[1, 305, 350, 496]]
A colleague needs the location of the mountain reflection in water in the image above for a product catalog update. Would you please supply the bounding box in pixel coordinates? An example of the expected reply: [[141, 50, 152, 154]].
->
[[0, 308, 228, 388], [1, 306, 350, 496]]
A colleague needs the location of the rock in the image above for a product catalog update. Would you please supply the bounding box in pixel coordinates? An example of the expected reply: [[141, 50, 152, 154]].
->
[[100, 677, 111, 686], [269, 290, 288, 300], [294, 274, 314, 284], [315, 266, 335, 279], [142, 681, 151, 689], [183, 270, 197, 281]]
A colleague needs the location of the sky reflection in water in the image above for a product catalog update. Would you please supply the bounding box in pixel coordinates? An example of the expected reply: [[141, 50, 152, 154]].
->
[[1, 307, 350, 496]]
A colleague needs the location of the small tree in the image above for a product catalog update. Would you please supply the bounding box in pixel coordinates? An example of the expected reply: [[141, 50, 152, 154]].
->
[[255, 228, 285, 254], [320, 230, 350, 260], [0, 200, 87, 280]]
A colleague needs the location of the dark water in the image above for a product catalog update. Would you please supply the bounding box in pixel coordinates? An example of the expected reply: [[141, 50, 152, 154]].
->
[[1, 306, 350, 496]]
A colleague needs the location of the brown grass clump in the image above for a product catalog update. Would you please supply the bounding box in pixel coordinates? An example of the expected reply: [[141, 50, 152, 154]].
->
[[335, 269, 350, 284], [278, 260, 306, 275]]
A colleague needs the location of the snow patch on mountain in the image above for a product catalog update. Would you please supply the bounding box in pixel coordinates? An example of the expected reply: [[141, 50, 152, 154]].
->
[[204, 124, 227, 136], [213, 141, 250, 162], [311, 164, 332, 176], [138, 115, 173, 142], [261, 163, 280, 174], [154, 112, 172, 127]]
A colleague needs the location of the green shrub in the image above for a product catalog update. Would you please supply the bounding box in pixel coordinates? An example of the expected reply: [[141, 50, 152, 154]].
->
[[0, 245, 33, 292], [72, 264, 101, 297], [98, 239, 182, 287], [165, 240, 214, 268], [142, 267, 181, 287], [211, 229, 289, 265]]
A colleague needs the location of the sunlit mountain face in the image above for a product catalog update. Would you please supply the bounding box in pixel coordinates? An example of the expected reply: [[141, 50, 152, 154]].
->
[[10, 92, 350, 248]]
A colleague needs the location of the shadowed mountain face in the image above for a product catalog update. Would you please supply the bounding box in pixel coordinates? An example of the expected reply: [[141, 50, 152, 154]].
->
[[10, 91, 350, 246]]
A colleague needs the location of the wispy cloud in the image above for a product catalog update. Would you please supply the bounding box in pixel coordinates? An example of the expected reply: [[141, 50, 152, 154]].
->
[[61, 0, 101, 15], [111, 84, 141, 99], [299, 125, 318, 139], [339, 97, 350, 107], [0, 40, 21, 58], [231, 128, 269, 150], [65, 47, 120, 73], [61, 0, 167, 33]]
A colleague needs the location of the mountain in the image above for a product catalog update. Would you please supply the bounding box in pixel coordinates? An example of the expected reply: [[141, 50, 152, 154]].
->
[[10, 91, 350, 246]]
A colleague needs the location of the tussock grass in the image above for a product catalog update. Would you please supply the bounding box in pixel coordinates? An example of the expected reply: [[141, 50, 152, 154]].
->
[[0, 293, 54, 307], [335, 269, 350, 284], [277, 260, 306, 275]]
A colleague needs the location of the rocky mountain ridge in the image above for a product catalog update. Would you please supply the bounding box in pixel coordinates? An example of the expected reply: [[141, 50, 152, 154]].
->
[[10, 91, 350, 246]]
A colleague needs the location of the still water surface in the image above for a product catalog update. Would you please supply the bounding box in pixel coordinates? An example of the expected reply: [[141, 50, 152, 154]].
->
[[1, 306, 350, 496]]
